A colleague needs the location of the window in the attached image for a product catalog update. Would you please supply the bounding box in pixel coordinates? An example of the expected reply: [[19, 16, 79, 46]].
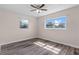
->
[[20, 20, 28, 28], [45, 16, 67, 30]]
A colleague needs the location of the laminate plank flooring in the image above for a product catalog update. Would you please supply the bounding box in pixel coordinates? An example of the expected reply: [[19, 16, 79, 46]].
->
[[0, 38, 79, 55]]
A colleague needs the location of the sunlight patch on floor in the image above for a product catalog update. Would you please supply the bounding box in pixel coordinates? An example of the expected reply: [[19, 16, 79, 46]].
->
[[34, 41, 61, 54]]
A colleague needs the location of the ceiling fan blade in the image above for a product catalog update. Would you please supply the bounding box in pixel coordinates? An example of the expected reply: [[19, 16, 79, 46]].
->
[[30, 5, 37, 8], [39, 4, 45, 8], [30, 9, 36, 11], [41, 9, 47, 11]]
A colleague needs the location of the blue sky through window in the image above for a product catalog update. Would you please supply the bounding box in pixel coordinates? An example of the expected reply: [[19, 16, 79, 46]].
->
[[46, 16, 67, 24]]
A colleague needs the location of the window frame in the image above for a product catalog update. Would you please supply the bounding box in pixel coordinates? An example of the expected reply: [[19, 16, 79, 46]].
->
[[44, 16, 67, 30]]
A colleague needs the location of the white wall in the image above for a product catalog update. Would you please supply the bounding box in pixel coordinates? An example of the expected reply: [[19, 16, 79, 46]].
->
[[0, 5, 79, 48], [38, 6, 79, 48], [0, 9, 37, 45]]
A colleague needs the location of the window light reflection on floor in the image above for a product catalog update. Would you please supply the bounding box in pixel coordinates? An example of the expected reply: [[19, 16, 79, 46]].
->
[[34, 41, 61, 54]]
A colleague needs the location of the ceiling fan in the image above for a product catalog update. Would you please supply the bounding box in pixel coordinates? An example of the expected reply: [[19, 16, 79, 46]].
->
[[30, 4, 47, 13]]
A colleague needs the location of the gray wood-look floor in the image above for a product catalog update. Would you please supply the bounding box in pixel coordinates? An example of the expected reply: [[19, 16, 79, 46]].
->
[[0, 38, 79, 55]]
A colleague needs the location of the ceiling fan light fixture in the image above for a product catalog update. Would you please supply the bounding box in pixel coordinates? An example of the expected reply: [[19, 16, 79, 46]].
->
[[36, 9, 42, 13]]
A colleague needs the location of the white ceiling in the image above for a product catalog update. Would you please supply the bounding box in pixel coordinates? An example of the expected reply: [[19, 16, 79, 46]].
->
[[0, 4, 78, 17]]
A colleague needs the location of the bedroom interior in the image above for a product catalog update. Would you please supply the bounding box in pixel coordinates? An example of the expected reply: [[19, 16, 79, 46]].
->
[[0, 4, 79, 55]]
